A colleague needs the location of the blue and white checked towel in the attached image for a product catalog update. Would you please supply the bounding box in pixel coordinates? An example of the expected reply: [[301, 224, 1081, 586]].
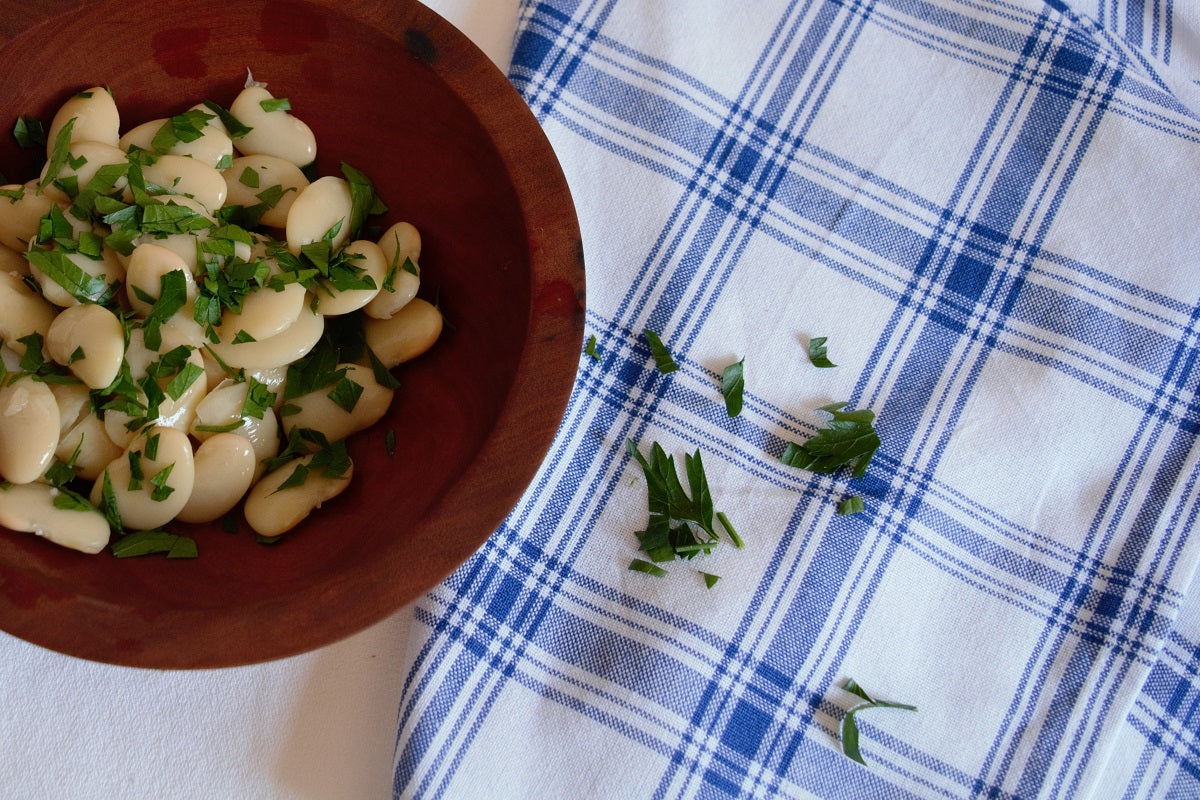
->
[[392, 1, 1200, 798]]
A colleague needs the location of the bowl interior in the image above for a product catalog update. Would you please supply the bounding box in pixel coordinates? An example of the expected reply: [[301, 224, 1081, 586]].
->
[[0, 0, 583, 667]]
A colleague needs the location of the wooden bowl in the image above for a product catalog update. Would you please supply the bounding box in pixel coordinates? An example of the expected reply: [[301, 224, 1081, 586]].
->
[[0, 0, 584, 667]]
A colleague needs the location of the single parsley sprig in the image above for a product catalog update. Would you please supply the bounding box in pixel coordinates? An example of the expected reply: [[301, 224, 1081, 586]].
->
[[780, 402, 880, 478], [840, 678, 917, 765]]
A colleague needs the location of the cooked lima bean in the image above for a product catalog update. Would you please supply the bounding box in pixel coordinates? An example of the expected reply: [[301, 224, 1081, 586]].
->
[[0, 79, 442, 556]]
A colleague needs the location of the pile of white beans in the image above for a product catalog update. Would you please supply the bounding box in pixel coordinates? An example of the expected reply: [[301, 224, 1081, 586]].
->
[[0, 79, 443, 555]]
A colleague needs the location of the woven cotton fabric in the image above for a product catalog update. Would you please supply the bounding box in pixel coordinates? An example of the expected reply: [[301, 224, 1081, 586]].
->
[[392, 1, 1200, 797]]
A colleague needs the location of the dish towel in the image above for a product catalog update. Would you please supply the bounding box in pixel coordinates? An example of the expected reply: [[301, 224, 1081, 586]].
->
[[393, 1, 1200, 797]]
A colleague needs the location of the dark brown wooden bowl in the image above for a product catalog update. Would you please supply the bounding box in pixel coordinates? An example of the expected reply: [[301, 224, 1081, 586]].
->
[[0, 0, 584, 667]]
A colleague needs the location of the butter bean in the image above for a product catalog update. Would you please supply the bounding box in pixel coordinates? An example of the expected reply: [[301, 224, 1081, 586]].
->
[[55, 408, 122, 481], [125, 244, 196, 315], [141, 154, 227, 213], [0, 181, 54, 251], [243, 452, 353, 538], [285, 176, 352, 255], [230, 86, 316, 167], [216, 281, 305, 343], [0, 482, 110, 554], [282, 363, 394, 443], [176, 433, 256, 523], [189, 378, 280, 477], [207, 301, 323, 369], [102, 334, 207, 448], [38, 141, 129, 204], [0, 271, 56, 355], [363, 298, 443, 368], [315, 239, 385, 316], [365, 222, 421, 319], [30, 246, 124, 308], [0, 377, 60, 484], [45, 303, 125, 389], [222, 154, 308, 228], [0, 244, 28, 275], [91, 426, 195, 530], [119, 105, 233, 168], [46, 87, 120, 151]]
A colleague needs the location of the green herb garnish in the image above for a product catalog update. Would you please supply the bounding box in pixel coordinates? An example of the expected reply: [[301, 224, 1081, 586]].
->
[[151, 108, 214, 153], [643, 329, 678, 374], [721, 358, 744, 417], [24, 249, 117, 305], [201, 100, 252, 139], [40, 117, 76, 191], [111, 529, 197, 559], [702, 572, 720, 589], [585, 334, 601, 361], [840, 678, 917, 765], [626, 440, 738, 570], [259, 97, 292, 113], [13, 116, 45, 150], [141, 269, 188, 351], [340, 162, 386, 239], [628, 558, 668, 577], [838, 496, 864, 515], [780, 403, 880, 478], [808, 336, 836, 368]]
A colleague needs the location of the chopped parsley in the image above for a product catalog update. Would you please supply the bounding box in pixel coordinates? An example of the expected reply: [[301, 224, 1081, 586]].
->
[[151, 108, 214, 153], [838, 496, 865, 515], [111, 529, 197, 559], [643, 329, 678, 374], [625, 440, 739, 571], [12, 116, 45, 150], [259, 97, 291, 113], [780, 403, 881, 478], [721, 358, 745, 417], [585, 334, 601, 361], [628, 558, 668, 577], [839, 679, 917, 765], [808, 336, 836, 368]]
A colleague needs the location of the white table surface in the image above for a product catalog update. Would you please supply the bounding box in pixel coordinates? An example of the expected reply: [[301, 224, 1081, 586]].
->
[[0, 3, 518, 798]]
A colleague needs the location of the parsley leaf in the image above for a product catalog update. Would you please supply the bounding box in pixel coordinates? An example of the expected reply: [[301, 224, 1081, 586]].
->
[[780, 403, 881, 478], [721, 358, 745, 417], [13, 116, 45, 150], [24, 249, 117, 305], [151, 108, 214, 153], [111, 529, 197, 559], [644, 329, 678, 374], [40, 117, 76, 190], [628, 558, 668, 577], [840, 678, 917, 765], [260, 97, 292, 113], [838, 496, 865, 515], [340, 162, 386, 240], [201, 100, 252, 139], [141, 269, 188, 351], [808, 336, 836, 368]]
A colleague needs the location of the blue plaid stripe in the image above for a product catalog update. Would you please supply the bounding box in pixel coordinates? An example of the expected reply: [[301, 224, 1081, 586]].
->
[[394, 0, 1200, 797]]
